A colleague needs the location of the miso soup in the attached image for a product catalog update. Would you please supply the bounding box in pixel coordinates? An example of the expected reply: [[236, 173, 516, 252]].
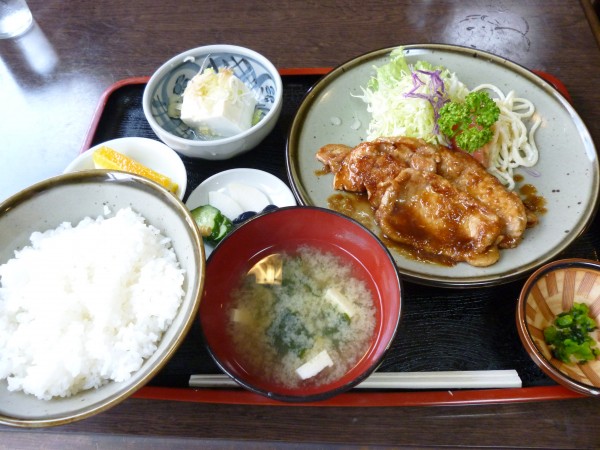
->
[[228, 245, 376, 388]]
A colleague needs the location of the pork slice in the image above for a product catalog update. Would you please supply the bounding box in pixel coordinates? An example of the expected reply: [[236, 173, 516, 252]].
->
[[431, 145, 529, 248], [404, 141, 529, 248], [316, 143, 352, 174], [316, 140, 408, 206], [376, 168, 503, 267]]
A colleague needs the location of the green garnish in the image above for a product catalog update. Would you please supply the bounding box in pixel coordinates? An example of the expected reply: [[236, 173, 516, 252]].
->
[[438, 91, 500, 153], [251, 109, 263, 126], [267, 309, 312, 357], [543, 302, 600, 365]]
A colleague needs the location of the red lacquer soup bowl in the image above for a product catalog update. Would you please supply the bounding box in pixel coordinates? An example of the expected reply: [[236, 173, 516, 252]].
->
[[199, 206, 402, 402]]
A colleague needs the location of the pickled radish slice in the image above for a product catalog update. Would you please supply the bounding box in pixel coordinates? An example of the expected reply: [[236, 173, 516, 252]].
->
[[208, 190, 244, 220], [226, 182, 271, 212]]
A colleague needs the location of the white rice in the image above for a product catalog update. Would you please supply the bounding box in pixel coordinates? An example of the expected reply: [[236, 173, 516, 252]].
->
[[0, 207, 185, 400]]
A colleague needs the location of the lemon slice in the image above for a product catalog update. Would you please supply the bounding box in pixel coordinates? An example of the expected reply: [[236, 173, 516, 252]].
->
[[92, 146, 178, 194]]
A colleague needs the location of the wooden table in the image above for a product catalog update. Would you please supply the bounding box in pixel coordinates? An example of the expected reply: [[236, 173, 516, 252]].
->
[[1, 1, 600, 447]]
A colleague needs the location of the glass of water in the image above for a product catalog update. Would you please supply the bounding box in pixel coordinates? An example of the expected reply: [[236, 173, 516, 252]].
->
[[0, 0, 33, 39]]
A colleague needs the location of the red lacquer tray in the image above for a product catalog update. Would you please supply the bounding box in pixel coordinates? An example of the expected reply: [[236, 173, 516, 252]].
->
[[81, 68, 587, 407]]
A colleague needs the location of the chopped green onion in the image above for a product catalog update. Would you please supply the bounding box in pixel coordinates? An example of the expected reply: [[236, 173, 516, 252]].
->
[[543, 303, 600, 365]]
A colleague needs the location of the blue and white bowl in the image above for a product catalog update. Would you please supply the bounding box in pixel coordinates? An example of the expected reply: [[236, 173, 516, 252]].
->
[[142, 45, 283, 160]]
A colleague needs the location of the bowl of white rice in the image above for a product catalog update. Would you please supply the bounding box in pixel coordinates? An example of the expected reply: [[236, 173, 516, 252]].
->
[[0, 170, 205, 427]]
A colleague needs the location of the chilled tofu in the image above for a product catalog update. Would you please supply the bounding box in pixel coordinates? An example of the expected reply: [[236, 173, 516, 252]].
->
[[226, 182, 270, 212], [181, 68, 257, 137], [324, 288, 355, 318], [295, 350, 334, 380]]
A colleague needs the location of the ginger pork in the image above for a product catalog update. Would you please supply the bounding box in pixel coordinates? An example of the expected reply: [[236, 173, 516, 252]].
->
[[316, 136, 535, 267]]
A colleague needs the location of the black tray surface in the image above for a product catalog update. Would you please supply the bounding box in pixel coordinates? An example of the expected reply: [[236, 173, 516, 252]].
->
[[89, 75, 600, 390]]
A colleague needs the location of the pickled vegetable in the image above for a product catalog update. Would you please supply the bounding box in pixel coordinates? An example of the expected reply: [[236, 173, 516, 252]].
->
[[190, 205, 233, 244], [92, 146, 178, 193]]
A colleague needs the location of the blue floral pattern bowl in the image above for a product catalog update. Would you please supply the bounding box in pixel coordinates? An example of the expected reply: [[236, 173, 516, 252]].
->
[[143, 45, 282, 160]]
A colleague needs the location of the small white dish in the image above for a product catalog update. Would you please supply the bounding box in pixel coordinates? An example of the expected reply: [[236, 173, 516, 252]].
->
[[186, 168, 297, 256], [64, 137, 187, 200]]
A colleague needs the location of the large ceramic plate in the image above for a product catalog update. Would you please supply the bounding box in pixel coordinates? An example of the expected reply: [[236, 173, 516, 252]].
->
[[286, 44, 599, 287]]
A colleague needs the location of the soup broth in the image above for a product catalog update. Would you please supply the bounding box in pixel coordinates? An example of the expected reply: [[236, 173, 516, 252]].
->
[[228, 245, 376, 388]]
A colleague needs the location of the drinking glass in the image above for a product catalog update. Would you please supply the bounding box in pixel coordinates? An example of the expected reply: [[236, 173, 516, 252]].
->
[[0, 0, 32, 39]]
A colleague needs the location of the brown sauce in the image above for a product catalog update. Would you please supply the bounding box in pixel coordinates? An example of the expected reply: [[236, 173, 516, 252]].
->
[[520, 183, 547, 215]]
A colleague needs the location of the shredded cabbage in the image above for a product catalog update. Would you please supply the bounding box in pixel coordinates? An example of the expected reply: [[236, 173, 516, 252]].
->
[[358, 48, 469, 144]]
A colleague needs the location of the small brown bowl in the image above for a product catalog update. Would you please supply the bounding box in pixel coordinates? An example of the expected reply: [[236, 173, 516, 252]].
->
[[517, 258, 600, 396]]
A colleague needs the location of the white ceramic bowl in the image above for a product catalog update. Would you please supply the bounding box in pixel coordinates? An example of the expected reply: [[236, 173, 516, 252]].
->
[[142, 45, 283, 160], [0, 171, 205, 427], [64, 137, 187, 200]]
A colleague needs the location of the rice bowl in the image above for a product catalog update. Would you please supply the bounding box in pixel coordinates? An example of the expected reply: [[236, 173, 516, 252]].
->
[[0, 171, 204, 427]]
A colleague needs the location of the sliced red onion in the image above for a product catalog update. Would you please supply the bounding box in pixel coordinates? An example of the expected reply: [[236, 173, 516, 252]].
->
[[523, 168, 541, 177], [403, 69, 449, 135]]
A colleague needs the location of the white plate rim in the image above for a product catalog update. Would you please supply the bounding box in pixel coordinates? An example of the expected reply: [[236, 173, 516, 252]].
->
[[186, 168, 297, 209]]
